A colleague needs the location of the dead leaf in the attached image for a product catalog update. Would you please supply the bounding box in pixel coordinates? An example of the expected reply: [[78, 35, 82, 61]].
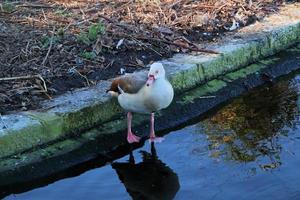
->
[[155, 26, 173, 35], [173, 39, 190, 48], [116, 38, 124, 49], [224, 19, 240, 31], [93, 38, 102, 55], [223, 135, 233, 143], [135, 58, 144, 67]]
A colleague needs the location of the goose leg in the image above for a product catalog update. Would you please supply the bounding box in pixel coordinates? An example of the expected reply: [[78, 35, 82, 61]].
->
[[126, 112, 141, 143], [149, 113, 164, 143]]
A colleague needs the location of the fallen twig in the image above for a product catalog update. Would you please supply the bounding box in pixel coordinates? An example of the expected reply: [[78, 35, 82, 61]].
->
[[42, 26, 55, 66], [0, 74, 41, 81], [199, 96, 216, 99], [129, 36, 163, 56], [16, 4, 53, 9], [69, 67, 90, 87], [0, 74, 48, 92], [38, 75, 48, 92], [104, 60, 115, 69]]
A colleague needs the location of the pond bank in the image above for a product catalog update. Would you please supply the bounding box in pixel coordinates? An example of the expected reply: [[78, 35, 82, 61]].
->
[[1, 42, 300, 198], [0, 4, 300, 189]]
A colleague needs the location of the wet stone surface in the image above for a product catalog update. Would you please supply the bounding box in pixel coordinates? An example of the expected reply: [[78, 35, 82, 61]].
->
[[2, 64, 300, 199]]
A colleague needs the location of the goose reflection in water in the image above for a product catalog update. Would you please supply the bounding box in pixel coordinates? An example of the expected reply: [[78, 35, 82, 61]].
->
[[112, 142, 180, 200]]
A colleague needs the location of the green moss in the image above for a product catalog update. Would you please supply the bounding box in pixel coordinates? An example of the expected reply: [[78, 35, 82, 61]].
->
[[0, 113, 63, 159], [0, 99, 122, 158], [180, 80, 226, 104], [225, 63, 266, 80], [0, 138, 81, 172], [96, 113, 148, 137], [286, 45, 300, 53], [257, 57, 281, 66], [169, 65, 206, 92], [62, 99, 123, 134], [168, 24, 300, 93], [200, 24, 300, 83], [169, 72, 185, 91]]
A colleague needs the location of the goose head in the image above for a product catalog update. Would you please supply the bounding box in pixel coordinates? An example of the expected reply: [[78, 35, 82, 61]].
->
[[146, 63, 166, 86]]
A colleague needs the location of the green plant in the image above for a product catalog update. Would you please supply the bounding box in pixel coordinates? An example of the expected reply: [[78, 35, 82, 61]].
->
[[88, 23, 105, 41], [41, 35, 60, 48], [57, 28, 65, 37], [40, 27, 67, 48], [80, 51, 96, 60], [76, 22, 106, 44], [76, 33, 90, 45], [1, 2, 15, 12]]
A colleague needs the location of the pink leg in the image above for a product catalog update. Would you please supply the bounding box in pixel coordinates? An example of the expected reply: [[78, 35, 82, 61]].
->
[[126, 112, 140, 143], [149, 113, 164, 143]]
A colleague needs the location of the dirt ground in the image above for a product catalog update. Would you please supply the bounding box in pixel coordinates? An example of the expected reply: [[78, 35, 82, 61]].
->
[[0, 0, 293, 114]]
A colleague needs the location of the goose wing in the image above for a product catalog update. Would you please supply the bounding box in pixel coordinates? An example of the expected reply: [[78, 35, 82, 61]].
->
[[108, 70, 148, 94]]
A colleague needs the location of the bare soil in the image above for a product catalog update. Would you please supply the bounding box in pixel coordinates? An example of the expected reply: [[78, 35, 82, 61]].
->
[[0, 0, 292, 114]]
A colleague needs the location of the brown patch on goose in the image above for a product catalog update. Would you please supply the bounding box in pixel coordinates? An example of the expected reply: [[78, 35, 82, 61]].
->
[[107, 71, 148, 94]]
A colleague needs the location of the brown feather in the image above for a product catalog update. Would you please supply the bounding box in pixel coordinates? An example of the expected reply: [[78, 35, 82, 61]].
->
[[107, 71, 148, 94]]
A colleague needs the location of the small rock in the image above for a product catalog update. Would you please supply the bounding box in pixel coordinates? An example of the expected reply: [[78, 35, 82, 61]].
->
[[120, 68, 126, 74]]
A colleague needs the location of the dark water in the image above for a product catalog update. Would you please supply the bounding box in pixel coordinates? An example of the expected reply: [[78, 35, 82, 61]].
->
[[5, 73, 300, 199]]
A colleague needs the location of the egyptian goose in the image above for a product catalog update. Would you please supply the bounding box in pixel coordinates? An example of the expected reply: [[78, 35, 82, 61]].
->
[[108, 63, 174, 143]]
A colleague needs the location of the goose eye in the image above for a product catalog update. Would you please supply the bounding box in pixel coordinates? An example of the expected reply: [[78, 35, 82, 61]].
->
[[155, 70, 159, 74]]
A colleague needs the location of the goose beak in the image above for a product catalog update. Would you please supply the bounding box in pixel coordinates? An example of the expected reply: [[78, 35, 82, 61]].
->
[[146, 75, 155, 86]]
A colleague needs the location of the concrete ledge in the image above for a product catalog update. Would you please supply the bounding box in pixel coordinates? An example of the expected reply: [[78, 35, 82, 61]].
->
[[0, 4, 300, 159]]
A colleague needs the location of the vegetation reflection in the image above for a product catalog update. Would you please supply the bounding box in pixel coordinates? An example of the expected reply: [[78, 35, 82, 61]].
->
[[200, 80, 299, 169]]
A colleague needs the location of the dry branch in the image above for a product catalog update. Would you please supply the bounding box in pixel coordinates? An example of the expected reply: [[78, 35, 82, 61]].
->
[[42, 26, 55, 66], [0, 74, 48, 92], [0, 74, 41, 81], [16, 4, 53, 9]]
